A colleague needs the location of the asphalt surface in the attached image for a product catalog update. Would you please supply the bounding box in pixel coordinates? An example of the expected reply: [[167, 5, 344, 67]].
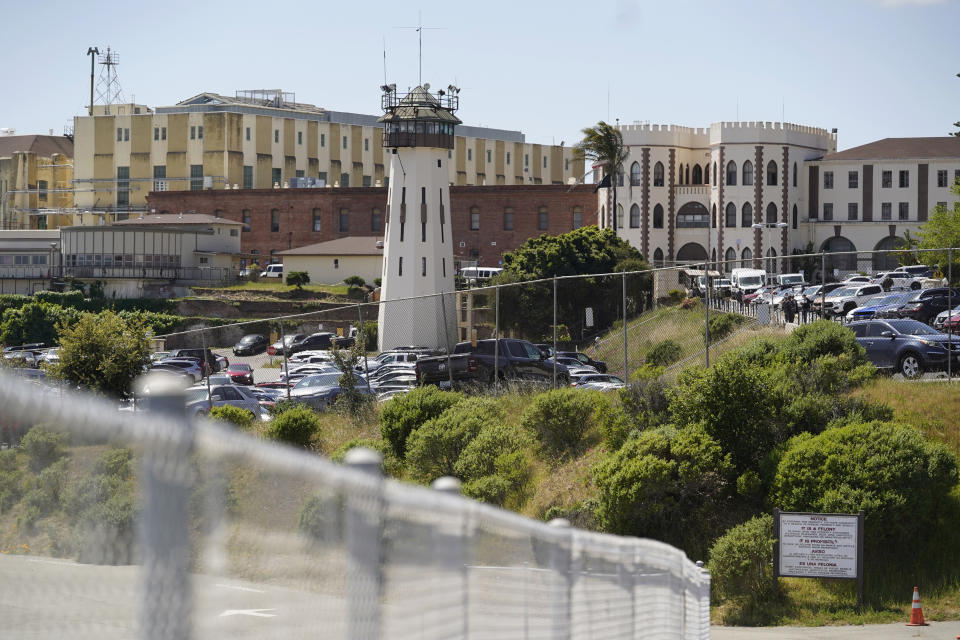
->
[[711, 621, 960, 639]]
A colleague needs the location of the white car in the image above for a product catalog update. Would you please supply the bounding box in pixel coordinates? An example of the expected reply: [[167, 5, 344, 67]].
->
[[933, 304, 960, 330], [288, 350, 337, 364], [574, 374, 626, 392], [261, 264, 283, 278], [841, 275, 872, 285], [822, 284, 885, 317], [870, 271, 925, 291]]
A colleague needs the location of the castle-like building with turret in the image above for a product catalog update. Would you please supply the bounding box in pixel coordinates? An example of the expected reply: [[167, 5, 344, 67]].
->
[[598, 121, 960, 276]]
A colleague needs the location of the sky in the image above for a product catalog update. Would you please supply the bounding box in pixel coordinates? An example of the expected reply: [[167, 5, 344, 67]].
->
[[4, 0, 959, 153]]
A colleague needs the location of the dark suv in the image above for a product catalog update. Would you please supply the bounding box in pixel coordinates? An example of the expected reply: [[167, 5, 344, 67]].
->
[[167, 348, 223, 373], [890, 288, 960, 325], [850, 319, 959, 378], [287, 332, 335, 355]]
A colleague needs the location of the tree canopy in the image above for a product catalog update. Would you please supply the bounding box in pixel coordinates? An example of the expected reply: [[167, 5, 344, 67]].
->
[[574, 121, 627, 229], [917, 178, 960, 281], [493, 226, 651, 341]]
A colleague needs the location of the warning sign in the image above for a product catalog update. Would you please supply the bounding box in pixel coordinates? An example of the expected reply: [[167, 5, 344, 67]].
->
[[776, 511, 861, 579]]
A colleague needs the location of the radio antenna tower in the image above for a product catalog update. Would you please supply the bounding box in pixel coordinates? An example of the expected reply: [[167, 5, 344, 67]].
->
[[94, 47, 126, 107]]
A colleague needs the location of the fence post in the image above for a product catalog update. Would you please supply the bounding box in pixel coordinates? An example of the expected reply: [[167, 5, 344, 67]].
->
[[547, 518, 572, 640], [618, 541, 636, 640], [344, 448, 384, 640], [553, 277, 558, 389], [622, 272, 628, 382], [820, 250, 827, 319], [280, 321, 290, 401], [356, 303, 373, 394], [704, 269, 710, 368], [949, 248, 953, 381], [494, 285, 500, 390], [440, 292, 454, 390], [138, 379, 192, 640], [431, 477, 468, 640], [200, 327, 212, 411]]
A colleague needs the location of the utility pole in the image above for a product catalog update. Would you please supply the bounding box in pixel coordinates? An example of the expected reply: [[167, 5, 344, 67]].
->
[[86, 47, 99, 116]]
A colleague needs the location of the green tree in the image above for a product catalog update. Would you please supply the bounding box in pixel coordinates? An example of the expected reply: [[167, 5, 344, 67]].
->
[[379, 386, 463, 458], [574, 121, 627, 231], [494, 226, 651, 340], [917, 179, 960, 281], [286, 271, 310, 289], [330, 344, 372, 417], [0, 302, 79, 346], [52, 310, 150, 397]]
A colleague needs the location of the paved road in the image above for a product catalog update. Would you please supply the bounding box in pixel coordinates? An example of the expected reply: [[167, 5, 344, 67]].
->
[[712, 621, 960, 639]]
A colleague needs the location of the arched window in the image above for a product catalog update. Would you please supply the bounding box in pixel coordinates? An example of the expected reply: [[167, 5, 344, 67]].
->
[[692, 164, 703, 184], [677, 202, 708, 228], [741, 202, 753, 228], [600, 205, 605, 228], [766, 202, 777, 224], [705, 163, 710, 184], [653, 162, 664, 187], [872, 236, 907, 271], [742, 160, 754, 186], [617, 204, 624, 229], [653, 248, 664, 268], [792, 204, 798, 229], [685, 165, 690, 184], [725, 202, 736, 227], [711, 203, 717, 228], [712, 162, 717, 184], [766, 247, 778, 274], [724, 247, 736, 271], [741, 247, 753, 268], [676, 242, 707, 263], [653, 204, 664, 228], [726, 161, 737, 186], [767, 160, 778, 186], [821, 236, 857, 273], [792, 162, 797, 188], [630, 162, 641, 186], [629, 203, 640, 228]]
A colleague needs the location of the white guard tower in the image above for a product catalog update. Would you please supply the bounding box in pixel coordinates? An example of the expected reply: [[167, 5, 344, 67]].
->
[[376, 83, 462, 352]]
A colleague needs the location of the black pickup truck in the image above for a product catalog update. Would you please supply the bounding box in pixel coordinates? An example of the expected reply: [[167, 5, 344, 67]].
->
[[415, 338, 563, 386]]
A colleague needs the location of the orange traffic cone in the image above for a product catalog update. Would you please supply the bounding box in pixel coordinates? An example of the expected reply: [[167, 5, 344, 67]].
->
[[906, 586, 928, 626]]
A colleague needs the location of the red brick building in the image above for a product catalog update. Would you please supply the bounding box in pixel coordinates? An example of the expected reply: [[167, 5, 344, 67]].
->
[[147, 184, 597, 268]]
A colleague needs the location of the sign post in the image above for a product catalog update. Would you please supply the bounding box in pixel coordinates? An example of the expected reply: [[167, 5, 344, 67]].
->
[[774, 509, 864, 609]]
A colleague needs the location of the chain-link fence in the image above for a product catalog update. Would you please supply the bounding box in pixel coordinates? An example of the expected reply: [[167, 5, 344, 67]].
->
[[0, 371, 711, 639]]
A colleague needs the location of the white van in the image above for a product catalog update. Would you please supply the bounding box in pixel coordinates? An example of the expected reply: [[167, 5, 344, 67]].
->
[[776, 272, 806, 287], [729, 268, 766, 296], [261, 264, 283, 278], [459, 266, 503, 286]]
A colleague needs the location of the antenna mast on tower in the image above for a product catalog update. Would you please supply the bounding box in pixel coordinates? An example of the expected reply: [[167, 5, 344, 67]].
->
[[95, 47, 126, 109]]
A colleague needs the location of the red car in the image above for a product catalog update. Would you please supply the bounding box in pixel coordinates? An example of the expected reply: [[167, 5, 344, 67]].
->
[[224, 363, 254, 385]]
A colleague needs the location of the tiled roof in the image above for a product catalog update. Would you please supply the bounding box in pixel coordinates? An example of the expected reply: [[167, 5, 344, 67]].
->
[[113, 214, 242, 226], [821, 137, 960, 161], [0, 135, 74, 158], [279, 236, 384, 256]]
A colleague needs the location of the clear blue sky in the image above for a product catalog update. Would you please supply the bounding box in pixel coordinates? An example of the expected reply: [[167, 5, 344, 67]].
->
[[4, 0, 959, 152]]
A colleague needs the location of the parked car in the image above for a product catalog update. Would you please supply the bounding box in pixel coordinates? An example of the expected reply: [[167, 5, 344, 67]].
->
[[287, 332, 336, 356], [841, 275, 872, 285], [573, 373, 626, 391], [714, 278, 733, 297], [893, 264, 933, 278], [845, 292, 913, 323], [167, 348, 224, 373], [933, 304, 960, 331], [887, 288, 960, 325], [849, 319, 959, 379], [232, 334, 269, 356], [288, 350, 337, 364], [556, 351, 607, 373], [821, 284, 884, 317], [416, 338, 559, 386], [288, 372, 371, 410], [354, 349, 428, 374], [267, 333, 306, 356], [261, 263, 283, 278], [224, 363, 254, 385], [870, 271, 925, 291], [151, 358, 203, 382], [185, 383, 263, 419]]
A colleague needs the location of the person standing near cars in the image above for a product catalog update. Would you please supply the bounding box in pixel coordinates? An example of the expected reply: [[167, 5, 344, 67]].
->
[[800, 293, 811, 324]]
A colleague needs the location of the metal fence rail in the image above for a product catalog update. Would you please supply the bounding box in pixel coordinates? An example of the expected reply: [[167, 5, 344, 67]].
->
[[0, 372, 711, 639]]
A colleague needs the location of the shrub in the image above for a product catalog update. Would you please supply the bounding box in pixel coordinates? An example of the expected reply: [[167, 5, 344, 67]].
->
[[708, 514, 776, 602], [595, 402, 634, 451], [406, 397, 503, 483], [209, 405, 256, 430], [771, 420, 958, 561], [265, 405, 322, 449], [456, 422, 532, 506], [669, 354, 780, 472], [519, 388, 603, 458], [21, 426, 68, 473], [379, 386, 463, 458], [779, 319, 866, 367], [298, 492, 343, 545], [593, 425, 734, 559], [33, 290, 85, 306], [709, 313, 748, 341], [22, 458, 69, 520], [286, 271, 310, 289], [645, 339, 683, 367], [0, 450, 24, 513], [331, 438, 403, 477], [665, 289, 685, 305]]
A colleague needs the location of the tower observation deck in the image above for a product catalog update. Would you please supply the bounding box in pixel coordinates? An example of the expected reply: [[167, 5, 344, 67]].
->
[[378, 83, 462, 150]]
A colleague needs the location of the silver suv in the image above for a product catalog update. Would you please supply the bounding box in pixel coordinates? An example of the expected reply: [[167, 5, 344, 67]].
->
[[823, 284, 884, 317]]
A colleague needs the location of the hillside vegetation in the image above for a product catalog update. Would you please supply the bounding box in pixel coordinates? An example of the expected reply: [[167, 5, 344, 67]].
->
[[3, 310, 960, 627]]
